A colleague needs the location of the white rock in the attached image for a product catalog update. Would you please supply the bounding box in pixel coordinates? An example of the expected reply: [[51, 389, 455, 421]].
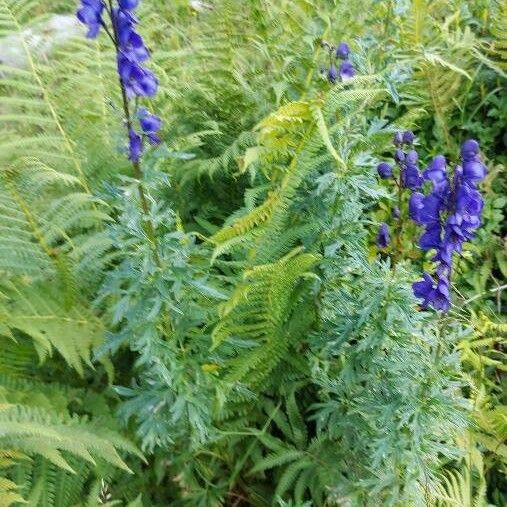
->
[[190, 0, 213, 12], [0, 15, 83, 69]]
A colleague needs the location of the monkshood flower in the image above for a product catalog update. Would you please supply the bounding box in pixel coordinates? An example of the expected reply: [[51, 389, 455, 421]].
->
[[398, 135, 423, 190], [402, 150, 423, 190], [376, 223, 390, 248], [113, 5, 158, 99], [335, 42, 350, 59], [393, 131, 403, 146], [76, 0, 104, 38], [379, 130, 423, 190], [323, 41, 356, 83], [402, 130, 415, 145], [409, 191, 445, 250], [327, 64, 338, 84], [374, 130, 423, 256], [411, 139, 486, 311], [413, 273, 450, 311], [339, 60, 356, 81], [118, 54, 158, 98], [77, 0, 162, 162], [377, 162, 392, 179], [128, 129, 143, 161], [119, 0, 139, 8], [139, 108, 162, 144]]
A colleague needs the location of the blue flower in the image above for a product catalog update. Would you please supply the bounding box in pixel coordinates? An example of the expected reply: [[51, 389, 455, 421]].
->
[[412, 272, 450, 311], [339, 60, 356, 80], [412, 272, 434, 308], [138, 107, 162, 144], [406, 150, 418, 164], [401, 149, 423, 190], [409, 192, 444, 226], [409, 192, 424, 222], [409, 191, 444, 250], [394, 149, 405, 163], [327, 64, 338, 83], [128, 128, 143, 161], [456, 184, 483, 222], [419, 223, 442, 250], [335, 42, 350, 59], [76, 0, 104, 39], [423, 155, 449, 195], [462, 160, 486, 184], [412, 140, 486, 311], [433, 276, 451, 311], [460, 139, 480, 161], [377, 162, 392, 179], [119, 0, 139, 9], [402, 130, 415, 145], [114, 8, 138, 46], [112, 2, 158, 99], [121, 30, 150, 63], [118, 55, 158, 97], [393, 132, 403, 146], [376, 223, 390, 248], [401, 163, 423, 190], [78, 0, 160, 163]]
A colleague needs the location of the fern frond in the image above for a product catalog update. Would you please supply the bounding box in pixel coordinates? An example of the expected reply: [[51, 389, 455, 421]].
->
[[212, 250, 317, 388], [490, 0, 507, 69], [0, 404, 140, 473], [0, 476, 25, 507], [0, 0, 93, 192], [0, 280, 104, 374]]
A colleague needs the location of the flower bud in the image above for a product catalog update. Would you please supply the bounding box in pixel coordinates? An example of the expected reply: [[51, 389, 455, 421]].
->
[[377, 162, 393, 179], [376, 223, 390, 248], [402, 130, 415, 145], [335, 42, 350, 59]]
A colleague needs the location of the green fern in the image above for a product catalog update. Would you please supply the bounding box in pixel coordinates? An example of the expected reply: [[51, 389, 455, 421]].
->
[[490, 0, 507, 69], [212, 249, 317, 390]]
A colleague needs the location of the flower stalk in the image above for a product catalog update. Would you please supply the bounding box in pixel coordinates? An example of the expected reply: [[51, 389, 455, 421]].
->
[[77, 0, 163, 266]]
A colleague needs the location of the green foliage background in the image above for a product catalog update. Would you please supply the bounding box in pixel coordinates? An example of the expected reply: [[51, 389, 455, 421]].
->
[[0, 0, 505, 505]]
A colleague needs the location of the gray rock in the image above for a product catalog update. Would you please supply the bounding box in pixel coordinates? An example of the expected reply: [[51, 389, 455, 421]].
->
[[0, 15, 83, 69]]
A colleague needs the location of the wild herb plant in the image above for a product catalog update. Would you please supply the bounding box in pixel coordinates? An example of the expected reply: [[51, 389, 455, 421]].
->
[[0, 0, 505, 505]]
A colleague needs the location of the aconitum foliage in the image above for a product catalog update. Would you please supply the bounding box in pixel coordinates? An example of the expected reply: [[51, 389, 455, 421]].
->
[[411, 140, 486, 311], [76, 0, 162, 161]]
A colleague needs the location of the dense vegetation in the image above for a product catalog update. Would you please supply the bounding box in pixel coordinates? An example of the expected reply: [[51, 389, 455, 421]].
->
[[0, 0, 505, 505]]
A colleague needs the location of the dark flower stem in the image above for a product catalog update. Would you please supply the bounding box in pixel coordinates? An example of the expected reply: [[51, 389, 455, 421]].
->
[[106, 0, 161, 267]]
